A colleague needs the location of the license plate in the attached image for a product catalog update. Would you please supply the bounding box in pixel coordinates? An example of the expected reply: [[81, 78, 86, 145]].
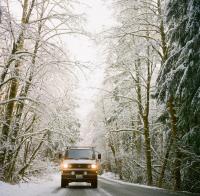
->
[[76, 175, 83, 179]]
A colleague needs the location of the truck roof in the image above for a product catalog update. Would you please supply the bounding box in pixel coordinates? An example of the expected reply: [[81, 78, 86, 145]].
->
[[66, 146, 95, 149]]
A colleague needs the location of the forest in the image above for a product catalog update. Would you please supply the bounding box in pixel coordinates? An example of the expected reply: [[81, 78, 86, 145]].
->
[[0, 0, 200, 194]]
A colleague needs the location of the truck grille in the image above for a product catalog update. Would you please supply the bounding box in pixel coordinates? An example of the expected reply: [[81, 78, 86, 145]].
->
[[70, 164, 90, 169]]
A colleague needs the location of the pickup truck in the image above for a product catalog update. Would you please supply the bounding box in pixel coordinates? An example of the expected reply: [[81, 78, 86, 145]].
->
[[60, 146, 101, 188]]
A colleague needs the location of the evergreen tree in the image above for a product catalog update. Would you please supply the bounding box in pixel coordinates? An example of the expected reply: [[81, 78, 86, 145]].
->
[[157, 0, 200, 192]]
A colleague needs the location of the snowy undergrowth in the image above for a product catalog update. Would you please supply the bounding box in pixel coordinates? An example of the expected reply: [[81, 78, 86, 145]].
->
[[0, 162, 60, 196], [0, 172, 60, 196], [19, 161, 59, 183]]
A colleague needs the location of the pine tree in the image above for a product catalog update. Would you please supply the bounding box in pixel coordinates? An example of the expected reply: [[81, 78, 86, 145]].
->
[[157, 0, 200, 192]]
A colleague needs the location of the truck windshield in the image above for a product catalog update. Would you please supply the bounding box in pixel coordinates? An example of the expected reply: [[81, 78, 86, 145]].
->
[[65, 149, 95, 160]]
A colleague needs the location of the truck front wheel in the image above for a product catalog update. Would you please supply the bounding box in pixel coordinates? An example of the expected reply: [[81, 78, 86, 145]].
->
[[61, 177, 68, 188], [91, 180, 97, 188]]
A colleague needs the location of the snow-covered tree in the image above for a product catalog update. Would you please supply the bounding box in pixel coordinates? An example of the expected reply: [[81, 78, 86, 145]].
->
[[157, 0, 200, 192], [0, 0, 83, 182]]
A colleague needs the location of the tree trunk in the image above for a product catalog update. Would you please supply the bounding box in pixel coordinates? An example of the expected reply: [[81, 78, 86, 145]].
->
[[157, 0, 168, 63], [12, 19, 42, 141], [158, 134, 173, 187], [18, 132, 47, 177], [143, 115, 153, 185], [5, 115, 36, 181], [109, 140, 123, 180], [0, 0, 31, 85], [143, 41, 153, 186], [135, 56, 153, 185], [167, 96, 181, 191]]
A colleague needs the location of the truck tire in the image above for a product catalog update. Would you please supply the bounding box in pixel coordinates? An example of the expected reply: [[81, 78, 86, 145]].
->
[[61, 177, 66, 188], [91, 180, 98, 188]]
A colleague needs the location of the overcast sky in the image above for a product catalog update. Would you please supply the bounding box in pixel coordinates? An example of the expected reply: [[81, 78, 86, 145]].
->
[[66, 0, 115, 143]]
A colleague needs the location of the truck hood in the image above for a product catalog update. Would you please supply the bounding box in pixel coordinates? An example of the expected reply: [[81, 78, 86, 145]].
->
[[63, 159, 96, 164]]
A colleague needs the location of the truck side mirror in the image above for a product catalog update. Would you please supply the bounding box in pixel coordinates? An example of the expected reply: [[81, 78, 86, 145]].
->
[[98, 153, 101, 160], [58, 153, 62, 159]]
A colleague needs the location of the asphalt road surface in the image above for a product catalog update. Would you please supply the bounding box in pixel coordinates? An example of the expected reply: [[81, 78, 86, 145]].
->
[[1, 173, 197, 196], [51, 175, 196, 196]]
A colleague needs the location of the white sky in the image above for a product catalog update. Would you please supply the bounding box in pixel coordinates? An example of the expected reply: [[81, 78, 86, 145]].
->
[[64, 0, 115, 143]]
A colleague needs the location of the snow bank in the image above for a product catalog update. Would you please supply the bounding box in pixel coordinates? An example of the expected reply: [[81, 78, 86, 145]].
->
[[0, 173, 61, 196], [100, 172, 198, 195], [101, 172, 162, 190], [101, 172, 120, 180]]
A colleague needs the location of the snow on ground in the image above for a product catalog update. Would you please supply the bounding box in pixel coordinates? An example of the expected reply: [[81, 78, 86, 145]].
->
[[0, 173, 62, 196]]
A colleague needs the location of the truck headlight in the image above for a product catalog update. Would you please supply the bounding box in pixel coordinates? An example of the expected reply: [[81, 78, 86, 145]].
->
[[91, 164, 97, 169], [63, 163, 69, 169]]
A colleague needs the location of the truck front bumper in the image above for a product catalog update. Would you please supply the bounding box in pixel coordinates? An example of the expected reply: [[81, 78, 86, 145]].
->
[[62, 170, 97, 182]]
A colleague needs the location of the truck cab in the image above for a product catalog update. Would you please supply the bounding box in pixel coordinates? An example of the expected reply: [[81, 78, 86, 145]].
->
[[60, 146, 101, 188]]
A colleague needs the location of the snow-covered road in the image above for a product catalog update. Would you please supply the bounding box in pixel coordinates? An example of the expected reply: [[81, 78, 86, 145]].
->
[[0, 173, 197, 196]]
